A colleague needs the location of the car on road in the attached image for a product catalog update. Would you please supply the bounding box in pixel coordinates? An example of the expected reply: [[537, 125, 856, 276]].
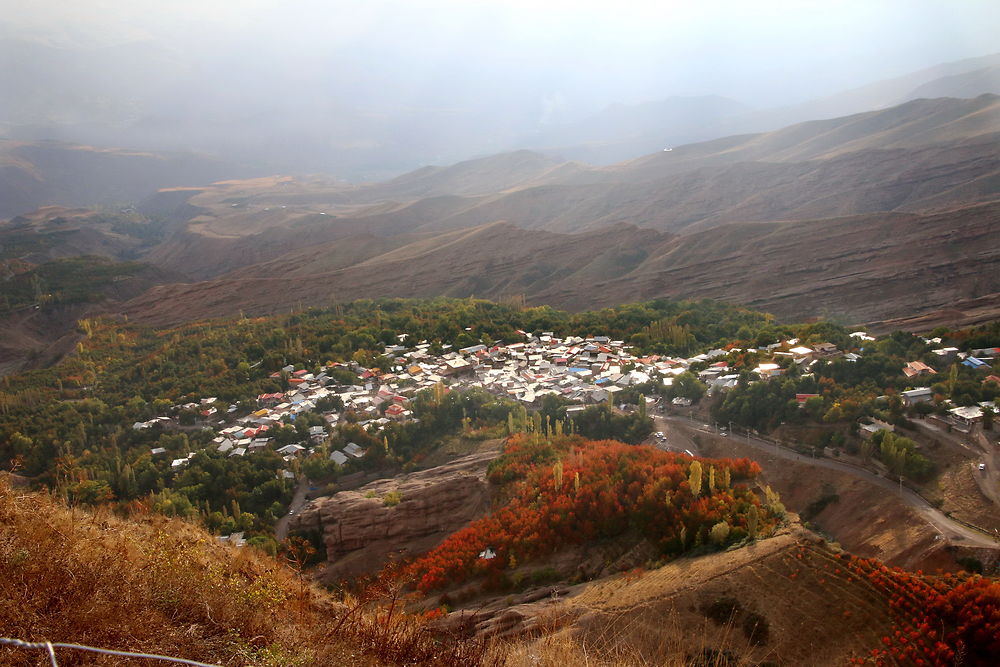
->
[[720, 431, 729, 437], [979, 463, 987, 471]]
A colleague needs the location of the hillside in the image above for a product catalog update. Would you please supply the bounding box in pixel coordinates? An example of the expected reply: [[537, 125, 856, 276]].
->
[[0, 207, 184, 374], [122, 201, 1000, 328], [491, 527, 1000, 666], [533, 53, 1000, 165], [0, 140, 262, 219], [0, 477, 496, 667], [5, 465, 997, 667], [1, 294, 999, 664], [4, 95, 999, 362], [123, 222, 669, 326], [106, 95, 1000, 331]]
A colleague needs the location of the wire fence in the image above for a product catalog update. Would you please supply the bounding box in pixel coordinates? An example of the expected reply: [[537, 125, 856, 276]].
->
[[0, 637, 221, 667]]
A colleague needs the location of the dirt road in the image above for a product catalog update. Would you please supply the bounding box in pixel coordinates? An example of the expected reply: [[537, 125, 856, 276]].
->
[[274, 476, 311, 542], [657, 413, 1000, 549]]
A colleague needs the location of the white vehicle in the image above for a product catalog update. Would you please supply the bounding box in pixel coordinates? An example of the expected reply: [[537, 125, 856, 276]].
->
[[979, 463, 987, 471]]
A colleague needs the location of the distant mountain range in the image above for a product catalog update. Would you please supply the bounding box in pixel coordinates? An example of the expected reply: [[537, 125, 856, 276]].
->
[[111, 94, 1000, 329], [2, 88, 999, 375], [2, 49, 998, 186], [534, 53, 1000, 165]]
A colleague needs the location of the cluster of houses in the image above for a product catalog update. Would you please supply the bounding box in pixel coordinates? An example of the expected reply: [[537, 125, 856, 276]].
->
[[899, 343, 998, 432], [135, 332, 754, 473], [134, 330, 999, 472]]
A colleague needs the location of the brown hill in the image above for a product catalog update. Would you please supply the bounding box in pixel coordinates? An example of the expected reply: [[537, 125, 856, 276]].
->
[[478, 527, 895, 666], [124, 222, 668, 326], [123, 201, 1000, 328], [352, 149, 576, 201], [0, 140, 259, 219], [10, 95, 1000, 340]]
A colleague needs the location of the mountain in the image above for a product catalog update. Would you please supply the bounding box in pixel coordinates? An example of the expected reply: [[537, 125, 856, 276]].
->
[[113, 95, 999, 329], [723, 53, 1000, 136], [0, 139, 261, 219], [123, 202, 1000, 328], [523, 95, 752, 165], [4, 35, 998, 182], [531, 54, 1000, 165], [903, 65, 1000, 102], [4, 94, 998, 349]]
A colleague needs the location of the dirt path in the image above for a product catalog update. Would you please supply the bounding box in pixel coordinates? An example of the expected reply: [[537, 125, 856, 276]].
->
[[660, 414, 999, 549], [274, 476, 310, 542]]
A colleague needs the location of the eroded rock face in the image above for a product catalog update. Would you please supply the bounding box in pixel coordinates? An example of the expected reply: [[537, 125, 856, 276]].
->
[[290, 450, 497, 582]]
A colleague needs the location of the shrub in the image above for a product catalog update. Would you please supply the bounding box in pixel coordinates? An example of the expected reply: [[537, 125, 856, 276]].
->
[[709, 521, 731, 547], [705, 597, 742, 625], [742, 611, 769, 646]]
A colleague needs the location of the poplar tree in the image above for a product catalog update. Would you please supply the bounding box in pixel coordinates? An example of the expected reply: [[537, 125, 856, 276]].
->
[[688, 460, 703, 498]]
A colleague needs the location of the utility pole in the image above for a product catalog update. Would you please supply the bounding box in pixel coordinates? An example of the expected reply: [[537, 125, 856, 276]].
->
[[898, 474, 903, 497]]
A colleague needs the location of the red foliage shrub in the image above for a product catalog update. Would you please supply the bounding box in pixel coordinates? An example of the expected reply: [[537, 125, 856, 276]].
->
[[408, 435, 771, 592]]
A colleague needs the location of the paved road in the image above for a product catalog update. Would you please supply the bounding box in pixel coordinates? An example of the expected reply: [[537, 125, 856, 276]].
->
[[655, 413, 999, 549], [274, 476, 311, 542], [911, 419, 1000, 508]]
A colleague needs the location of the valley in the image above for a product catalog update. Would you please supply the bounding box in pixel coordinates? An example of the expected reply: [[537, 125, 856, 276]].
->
[[1, 293, 998, 664], [2, 39, 1000, 666]]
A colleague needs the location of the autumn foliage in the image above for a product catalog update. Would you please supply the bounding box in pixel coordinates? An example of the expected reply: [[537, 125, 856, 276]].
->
[[834, 553, 1000, 666], [406, 435, 775, 592]]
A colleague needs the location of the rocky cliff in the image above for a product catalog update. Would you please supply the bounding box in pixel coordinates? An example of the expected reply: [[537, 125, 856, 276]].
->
[[290, 450, 498, 583]]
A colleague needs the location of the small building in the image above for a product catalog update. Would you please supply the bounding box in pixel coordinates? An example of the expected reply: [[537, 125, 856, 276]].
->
[[385, 403, 408, 419], [903, 361, 935, 378], [795, 393, 820, 408], [932, 347, 960, 362], [962, 356, 989, 370], [813, 343, 839, 357], [755, 363, 783, 379], [859, 418, 895, 439], [949, 405, 983, 427], [901, 388, 933, 406], [343, 442, 365, 458]]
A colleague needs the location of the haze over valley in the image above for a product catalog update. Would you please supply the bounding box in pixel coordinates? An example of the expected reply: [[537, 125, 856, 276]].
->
[[2, 3, 1000, 666]]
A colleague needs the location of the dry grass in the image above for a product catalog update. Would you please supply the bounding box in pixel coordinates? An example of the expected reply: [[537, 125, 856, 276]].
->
[[493, 614, 767, 667], [0, 481, 494, 666]]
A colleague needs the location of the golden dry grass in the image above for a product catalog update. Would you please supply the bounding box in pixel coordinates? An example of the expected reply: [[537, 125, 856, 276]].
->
[[0, 480, 491, 666]]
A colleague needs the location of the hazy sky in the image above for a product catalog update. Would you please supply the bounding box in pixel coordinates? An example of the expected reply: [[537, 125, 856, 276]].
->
[[7, 0, 999, 108], [3, 1, 998, 174]]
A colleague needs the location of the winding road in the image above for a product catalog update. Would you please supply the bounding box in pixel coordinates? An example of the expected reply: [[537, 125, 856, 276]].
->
[[654, 413, 1000, 549], [274, 476, 311, 542]]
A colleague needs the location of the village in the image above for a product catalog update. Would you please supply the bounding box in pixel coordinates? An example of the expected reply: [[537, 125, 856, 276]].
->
[[131, 330, 998, 483]]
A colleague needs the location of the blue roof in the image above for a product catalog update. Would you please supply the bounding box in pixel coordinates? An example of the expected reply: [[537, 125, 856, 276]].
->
[[963, 356, 987, 368]]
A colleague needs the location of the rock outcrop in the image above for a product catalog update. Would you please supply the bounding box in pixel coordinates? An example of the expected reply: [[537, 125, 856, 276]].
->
[[290, 450, 498, 582]]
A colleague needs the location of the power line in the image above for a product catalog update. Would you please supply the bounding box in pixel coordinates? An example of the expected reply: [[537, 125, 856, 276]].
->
[[0, 637, 221, 667]]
